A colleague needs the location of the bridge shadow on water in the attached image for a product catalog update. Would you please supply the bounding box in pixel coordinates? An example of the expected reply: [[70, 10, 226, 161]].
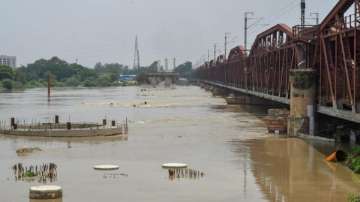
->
[[210, 95, 360, 201], [228, 137, 360, 202]]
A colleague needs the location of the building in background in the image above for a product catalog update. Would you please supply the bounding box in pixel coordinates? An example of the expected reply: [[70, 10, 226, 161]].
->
[[0, 55, 16, 68], [119, 74, 136, 81]]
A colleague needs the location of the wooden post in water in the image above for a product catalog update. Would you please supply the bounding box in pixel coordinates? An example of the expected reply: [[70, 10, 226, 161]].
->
[[125, 117, 128, 134], [47, 72, 51, 102], [55, 115, 59, 124]]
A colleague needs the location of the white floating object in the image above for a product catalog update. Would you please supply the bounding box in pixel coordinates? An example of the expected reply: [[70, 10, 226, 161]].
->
[[162, 163, 188, 169], [29, 185, 62, 199], [93, 164, 120, 170]]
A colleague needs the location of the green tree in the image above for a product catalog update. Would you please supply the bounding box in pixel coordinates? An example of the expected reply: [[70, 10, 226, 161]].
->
[[0, 65, 14, 80], [14, 68, 26, 84], [83, 79, 96, 87], [65, 76, 81, 87], [95, 74, 113, 87], [174, 61, 193, 78]]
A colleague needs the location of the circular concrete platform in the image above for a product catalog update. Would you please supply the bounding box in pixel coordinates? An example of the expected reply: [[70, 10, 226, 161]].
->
[[29, 185, 62, 199], [162, 163, 188, 169], [93, 164, 120, 170]]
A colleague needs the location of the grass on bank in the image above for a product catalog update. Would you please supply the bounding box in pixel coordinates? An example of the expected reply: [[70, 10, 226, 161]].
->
[[349, 193, 360, 202], [347, 146, 360, 174]]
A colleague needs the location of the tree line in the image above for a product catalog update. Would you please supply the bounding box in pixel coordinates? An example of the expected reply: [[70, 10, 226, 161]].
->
[[0, 56, 193, 90], [0, 57, 136, 90]]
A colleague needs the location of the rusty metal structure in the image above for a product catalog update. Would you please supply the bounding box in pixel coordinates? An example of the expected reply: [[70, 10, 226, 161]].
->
[[196, 0, 360, 123]]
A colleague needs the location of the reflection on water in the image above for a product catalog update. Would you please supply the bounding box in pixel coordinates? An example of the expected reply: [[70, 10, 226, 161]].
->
[[30, 199, 62, 202], [230, 138, 360, 202], [102, 173, 129, 179], [166, 168, 205, 181]]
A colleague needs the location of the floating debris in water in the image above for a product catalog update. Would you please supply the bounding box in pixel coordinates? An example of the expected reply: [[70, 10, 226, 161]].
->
[[12, 163, 57, 183], [16, 147, 42, 156], [102, 173, 128, 179], [167, 168, 205, 181]]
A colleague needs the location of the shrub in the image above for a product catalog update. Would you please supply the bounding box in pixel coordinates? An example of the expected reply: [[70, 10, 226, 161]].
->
[[24, 80, 45, 88], [347, 146, 360, 174], [65, 76, 81, 87], [348, 193, 360, 202], [2, 79, 13, 90], [83, 79, 96, 87], [13, 81, 24, 89], [94, 75, 112, 87]]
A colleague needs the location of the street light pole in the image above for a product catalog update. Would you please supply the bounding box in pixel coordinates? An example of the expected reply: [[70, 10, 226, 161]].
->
[[224, 32, 231, 62], [244, 12, 254, 54], [214, 43, 217, 61]]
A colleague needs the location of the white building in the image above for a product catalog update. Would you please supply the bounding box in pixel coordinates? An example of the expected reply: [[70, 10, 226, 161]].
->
[[0, 55, 16, 68]]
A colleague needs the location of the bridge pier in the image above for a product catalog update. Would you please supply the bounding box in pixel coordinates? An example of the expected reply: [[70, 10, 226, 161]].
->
[[288, 69, 316, 136], [210, 86, 230, 97]]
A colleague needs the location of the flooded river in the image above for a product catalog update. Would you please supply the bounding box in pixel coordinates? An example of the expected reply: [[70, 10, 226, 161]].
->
[[0, 86, 359, 202]]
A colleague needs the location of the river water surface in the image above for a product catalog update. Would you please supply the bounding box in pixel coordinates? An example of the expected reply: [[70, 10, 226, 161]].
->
[[0, 86, 359, 202]]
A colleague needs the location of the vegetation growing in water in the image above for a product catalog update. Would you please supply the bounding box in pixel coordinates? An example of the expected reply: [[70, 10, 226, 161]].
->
[[24, 171, 36, 178], [346, 146, 360, 173], [290, 70, 315, 90]]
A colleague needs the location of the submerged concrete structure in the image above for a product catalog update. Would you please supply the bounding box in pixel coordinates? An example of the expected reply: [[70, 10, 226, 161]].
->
[[0, 116, 129, 138], [288, 69, 316, 136]]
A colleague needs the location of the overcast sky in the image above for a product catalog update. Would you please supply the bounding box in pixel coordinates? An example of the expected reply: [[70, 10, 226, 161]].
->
[[0, 0, 338, 68]]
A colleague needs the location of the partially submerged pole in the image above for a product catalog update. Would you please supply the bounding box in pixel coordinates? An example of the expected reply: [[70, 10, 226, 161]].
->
[[47, 72, 51, 102], [11, 117, 15, 128], [55, 115, 59, 124], [66, 122, 71, 130], [125, 117, 128, 134]]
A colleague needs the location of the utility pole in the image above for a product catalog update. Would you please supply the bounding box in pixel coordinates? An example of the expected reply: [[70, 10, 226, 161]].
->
[[224, 32, 231, 62], [133, 35, 140, 70], [208, 49, 210, 63], [165, 58, 169, 72], [173, 57, 176, 70], [244, 12, 254, 53], [213, 44, 217, 61], [310, 12, 320, 25], [301, 0, 306, 27], [47, 72, 51, 102]]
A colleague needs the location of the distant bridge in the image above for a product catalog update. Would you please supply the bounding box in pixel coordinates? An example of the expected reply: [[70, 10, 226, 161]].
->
[[142, 72, 179, 86]]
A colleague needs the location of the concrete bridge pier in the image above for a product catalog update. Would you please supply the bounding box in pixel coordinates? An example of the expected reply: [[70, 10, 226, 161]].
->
[[288, 69, 316, 136], [201, 83, 211, 91], [211, 86, 230, 97]]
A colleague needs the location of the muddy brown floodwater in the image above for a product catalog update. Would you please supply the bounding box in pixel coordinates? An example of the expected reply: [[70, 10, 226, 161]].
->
[[0, 86, 359, 202]]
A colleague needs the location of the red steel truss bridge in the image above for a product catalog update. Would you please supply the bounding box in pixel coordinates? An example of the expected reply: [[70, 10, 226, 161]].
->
[[195, 0, 360, 124]]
